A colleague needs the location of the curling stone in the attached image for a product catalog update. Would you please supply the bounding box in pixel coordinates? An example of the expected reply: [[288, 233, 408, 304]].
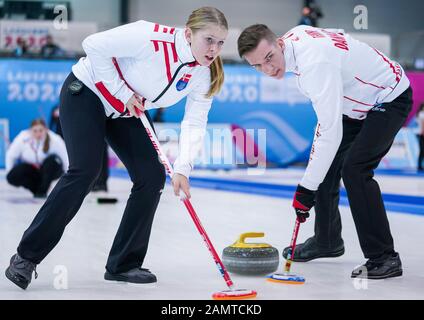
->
[[222, 232, 279, 275]]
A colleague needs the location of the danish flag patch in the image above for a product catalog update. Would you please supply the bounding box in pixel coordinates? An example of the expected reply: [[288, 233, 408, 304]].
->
[[176, 74, 192, 91]]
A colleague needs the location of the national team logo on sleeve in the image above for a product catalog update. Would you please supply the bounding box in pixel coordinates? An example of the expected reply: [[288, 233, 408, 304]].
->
[[176, 74, 192, 91]]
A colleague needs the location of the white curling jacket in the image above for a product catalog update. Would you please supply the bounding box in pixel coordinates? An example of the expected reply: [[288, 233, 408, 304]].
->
[[282, 25, 410, 190], [6, 130, 69, 173], [72, 20, 213, 178]]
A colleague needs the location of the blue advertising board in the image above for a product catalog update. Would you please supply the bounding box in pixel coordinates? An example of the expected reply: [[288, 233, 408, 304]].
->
[[0, 58, 74, 141], [159, 65, 316, 166], [0, 59, 316, 168]]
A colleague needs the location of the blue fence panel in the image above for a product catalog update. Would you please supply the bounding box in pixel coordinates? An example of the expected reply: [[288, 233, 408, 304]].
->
[[0, 60, 316, 168], [0, 58, 74, 141]]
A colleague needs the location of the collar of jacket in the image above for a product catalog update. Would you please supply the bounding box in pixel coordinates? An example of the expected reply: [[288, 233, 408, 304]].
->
[[175, 28, 198, 65], [283, 39, 297, 73]]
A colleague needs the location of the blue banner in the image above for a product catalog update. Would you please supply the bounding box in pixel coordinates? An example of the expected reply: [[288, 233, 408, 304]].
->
[[0, 58, 74, 141], [0, 60, 316, 167], [158, 65, 316, 166], [0, 119, 9, 168], [378, 128, 420, 169]]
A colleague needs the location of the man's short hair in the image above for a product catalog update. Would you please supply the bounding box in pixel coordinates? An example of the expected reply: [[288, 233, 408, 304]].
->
[[237, 24, 277, 58]]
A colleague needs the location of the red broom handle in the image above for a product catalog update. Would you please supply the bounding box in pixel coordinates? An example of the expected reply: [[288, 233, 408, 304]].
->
[[284, 218, 301, 273], [139, 113, 234, 289]]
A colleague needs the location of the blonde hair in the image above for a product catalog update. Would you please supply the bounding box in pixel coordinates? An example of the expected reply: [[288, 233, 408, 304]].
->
[[186, 7, 228, 98]]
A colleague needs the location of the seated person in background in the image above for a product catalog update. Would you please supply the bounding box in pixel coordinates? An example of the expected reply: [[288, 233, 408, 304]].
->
[[14, 38, 28, 57], [152, 108, 165, 123], [49, 105, 63, 137], [40, 35, 64, 58], [298, 7, 313, 26], [6, 119, 69, 198]]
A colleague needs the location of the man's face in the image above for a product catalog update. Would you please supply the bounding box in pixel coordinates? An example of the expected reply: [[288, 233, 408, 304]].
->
[[243, 38, 286, 79]]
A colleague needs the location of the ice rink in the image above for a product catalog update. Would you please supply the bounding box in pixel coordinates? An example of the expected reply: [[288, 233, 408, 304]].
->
[[1, 169, 424, 300]]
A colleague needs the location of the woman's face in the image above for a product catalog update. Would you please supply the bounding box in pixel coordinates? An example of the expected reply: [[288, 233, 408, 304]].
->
[[185, 24, 228, 67], [31, 124, 47, 141]]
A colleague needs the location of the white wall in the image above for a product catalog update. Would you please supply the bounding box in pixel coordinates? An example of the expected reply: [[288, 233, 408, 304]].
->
[[128, 0, 303, 60], [318, 0, 424, 36], [14, 0, 424, 41], [129, 0, 423, 36], [10, 0, 423, 60], [129, 0, 302, 36], [317, 0, 424, 59], [128, 0, 424, 60]]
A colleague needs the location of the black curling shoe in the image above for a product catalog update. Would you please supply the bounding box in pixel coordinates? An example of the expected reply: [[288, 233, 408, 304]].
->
[[5, 254, 38, 290], [104, 267, 157, 284], [351, 252, 403, 279], [282, 236, 345, 262]]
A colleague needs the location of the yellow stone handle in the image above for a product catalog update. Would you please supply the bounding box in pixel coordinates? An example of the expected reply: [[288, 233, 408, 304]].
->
[[231, 232, 271, 248]]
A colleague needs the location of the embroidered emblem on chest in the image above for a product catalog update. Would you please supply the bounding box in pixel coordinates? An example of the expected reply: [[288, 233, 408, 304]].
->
[[176, 74, 192, 91]]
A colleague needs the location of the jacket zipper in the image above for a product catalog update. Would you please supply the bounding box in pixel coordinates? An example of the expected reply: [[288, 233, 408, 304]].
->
[[152, 61, 195, 103]]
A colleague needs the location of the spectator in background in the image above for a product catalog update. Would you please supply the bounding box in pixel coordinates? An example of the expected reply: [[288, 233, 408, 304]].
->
[[416, 102, 424, 171], [49, 105, 63, 137], [40, 35, 64, 58], [6, 119, 68, 198], [14, 38, 28, 57], [299, 1, 324, 27], [298, 7, 313, 26], [153, 108, 165, 123], [308, 1, 324, 27], [49, 105, 108, 191]]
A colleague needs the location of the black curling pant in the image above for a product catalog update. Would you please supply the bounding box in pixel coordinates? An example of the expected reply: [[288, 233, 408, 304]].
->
[[93, 142, 109, 189], [7, 155, 64, 195], [17, 73, 166, 274], [313, 87, 413, 259]]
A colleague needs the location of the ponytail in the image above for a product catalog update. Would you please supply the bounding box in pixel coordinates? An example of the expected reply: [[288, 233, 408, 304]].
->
[[207, 56, 224, 98], [43, 133, 50, 153]]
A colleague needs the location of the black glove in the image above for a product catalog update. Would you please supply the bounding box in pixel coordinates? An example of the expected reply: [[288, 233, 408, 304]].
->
[[292, 185, 316, 223]]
